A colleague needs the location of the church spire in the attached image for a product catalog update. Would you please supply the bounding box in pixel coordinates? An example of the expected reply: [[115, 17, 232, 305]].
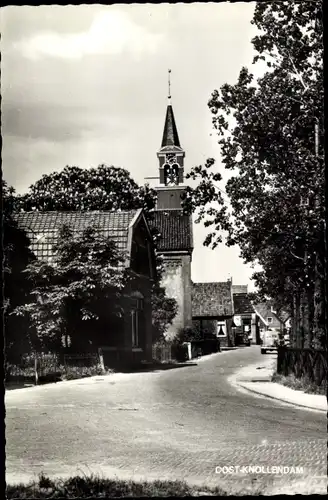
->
[[161, 70, 181, 148]]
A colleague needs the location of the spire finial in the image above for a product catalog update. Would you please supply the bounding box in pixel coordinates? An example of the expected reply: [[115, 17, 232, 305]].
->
[[168, 69, 171, 101]]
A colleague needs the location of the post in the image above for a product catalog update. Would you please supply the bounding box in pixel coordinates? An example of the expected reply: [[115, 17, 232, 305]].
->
[[34, 353, 38, 386], [98, 348, 105, 373]]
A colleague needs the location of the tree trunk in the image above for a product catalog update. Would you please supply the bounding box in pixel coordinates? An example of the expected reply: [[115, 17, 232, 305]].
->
[[313, 250, 325, 349]]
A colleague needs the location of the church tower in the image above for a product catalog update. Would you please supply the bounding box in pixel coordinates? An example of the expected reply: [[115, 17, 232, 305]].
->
[[149, 71, 193, 339], [156, 72, 186, 210]]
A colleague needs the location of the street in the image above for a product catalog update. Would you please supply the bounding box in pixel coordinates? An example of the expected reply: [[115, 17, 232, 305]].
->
[[5, 346, 327, 494]]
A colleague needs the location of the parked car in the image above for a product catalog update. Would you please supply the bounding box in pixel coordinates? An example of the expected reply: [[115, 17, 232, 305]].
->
[[261, 329, 279, 354]]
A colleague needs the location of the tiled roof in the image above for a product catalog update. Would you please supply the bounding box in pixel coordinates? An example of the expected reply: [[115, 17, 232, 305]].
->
[[233, 293, 255, 315], [148, 210, 193, 251], [13, 211, 138, 264], [192, 282, 233, 318], [161, 104, 181, 148]]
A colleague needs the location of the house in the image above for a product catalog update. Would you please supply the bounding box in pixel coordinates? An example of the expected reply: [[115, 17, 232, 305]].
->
[[253, 302, 290, 337], [191, 281, 235, 347], [232, 285, 259, 345], [13, 208, 156, 368]]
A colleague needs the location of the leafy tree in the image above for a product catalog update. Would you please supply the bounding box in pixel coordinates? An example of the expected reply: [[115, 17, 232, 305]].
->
[[16, 164, 157, 213], [14, 225, 129, 352], [2, 180, 36, 361], [182, 1, 324, 348]]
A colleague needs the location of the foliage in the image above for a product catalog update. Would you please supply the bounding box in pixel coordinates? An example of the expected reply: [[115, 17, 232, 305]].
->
[[2, 180, 36, 360], [13, 225, 128, 351], [16, 164, 157, 213], [174, 326, 202, 344], [272, 372, 327, 396], [6, 473, 230, 498], [181, 1, 325, 347]]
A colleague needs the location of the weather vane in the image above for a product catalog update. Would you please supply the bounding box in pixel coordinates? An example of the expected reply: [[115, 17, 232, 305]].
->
[[168, 69, 171, 100]]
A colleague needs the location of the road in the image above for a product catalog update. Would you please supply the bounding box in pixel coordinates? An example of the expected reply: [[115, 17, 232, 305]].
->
[[5, 346, 327, 494]]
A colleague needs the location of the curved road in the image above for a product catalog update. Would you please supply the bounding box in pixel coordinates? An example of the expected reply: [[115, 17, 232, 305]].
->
[[5, 346, 326, 494]]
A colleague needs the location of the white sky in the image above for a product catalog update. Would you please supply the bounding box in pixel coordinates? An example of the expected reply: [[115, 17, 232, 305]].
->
[[1, 3, 262, 291]]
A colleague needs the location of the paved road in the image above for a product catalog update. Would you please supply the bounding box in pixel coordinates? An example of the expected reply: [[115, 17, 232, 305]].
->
[[5, 346, 327, 494]]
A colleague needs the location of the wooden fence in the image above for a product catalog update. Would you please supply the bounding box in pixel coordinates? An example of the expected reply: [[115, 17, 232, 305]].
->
[[277, 346, 327, 387], [152, 343, 172, 362]]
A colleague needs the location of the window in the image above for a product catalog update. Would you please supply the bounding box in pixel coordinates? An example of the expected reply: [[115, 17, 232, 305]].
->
[[217, 321, 227, 337], [267, 317, 273, 324]]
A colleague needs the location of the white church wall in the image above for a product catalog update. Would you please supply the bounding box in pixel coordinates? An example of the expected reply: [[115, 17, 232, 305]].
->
[[161, 256, 185, 340]]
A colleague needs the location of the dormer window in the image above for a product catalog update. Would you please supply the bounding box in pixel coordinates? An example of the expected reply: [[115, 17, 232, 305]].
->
[[267, 317, 273, 324]]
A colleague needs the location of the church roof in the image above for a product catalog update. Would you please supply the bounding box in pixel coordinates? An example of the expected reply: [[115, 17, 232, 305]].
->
[[13, 210, 141, 265], [148, 210, 193, 252], [161, 104, 181, 148], [192, 282, 233, 318]]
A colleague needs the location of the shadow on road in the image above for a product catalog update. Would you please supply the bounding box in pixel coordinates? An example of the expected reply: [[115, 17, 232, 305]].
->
[[121, 362, 198, 373]]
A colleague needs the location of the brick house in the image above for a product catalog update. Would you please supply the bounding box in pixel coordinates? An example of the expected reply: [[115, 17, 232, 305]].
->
[[191, 281, 235, 347], [13, 208, 156, 367]]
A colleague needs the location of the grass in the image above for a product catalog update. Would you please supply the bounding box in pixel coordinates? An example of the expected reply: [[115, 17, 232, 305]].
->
[[6, 473, 233, 498], [272, 371, 327, 395]]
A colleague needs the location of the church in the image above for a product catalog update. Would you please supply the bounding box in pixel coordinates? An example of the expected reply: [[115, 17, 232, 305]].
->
[[148, 89, 235, 346]]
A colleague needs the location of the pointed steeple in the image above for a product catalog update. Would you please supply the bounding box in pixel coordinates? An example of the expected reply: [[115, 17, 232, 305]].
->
[[161, 104, 181, 147], [160, 70, 181, 148]]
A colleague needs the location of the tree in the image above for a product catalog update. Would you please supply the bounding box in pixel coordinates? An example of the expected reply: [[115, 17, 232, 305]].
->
[[2, 180, 36, 361], [14, 225, 128, 352], [182, 1, 324, 348], [16, 164, 157, 213]]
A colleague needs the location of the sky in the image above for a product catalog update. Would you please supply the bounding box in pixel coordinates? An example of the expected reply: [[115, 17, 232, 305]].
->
[[1, 3, 262, 291]]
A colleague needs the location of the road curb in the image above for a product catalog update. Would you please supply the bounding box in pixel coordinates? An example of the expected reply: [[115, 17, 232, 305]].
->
[[236, 380, 327, 413]]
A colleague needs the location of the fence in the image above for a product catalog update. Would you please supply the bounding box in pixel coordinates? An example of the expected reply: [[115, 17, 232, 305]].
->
[[6, 352, 61, 385], [152, 343, 172, 362], [6, 351, 101, 386], [277, 347, 327, 387]]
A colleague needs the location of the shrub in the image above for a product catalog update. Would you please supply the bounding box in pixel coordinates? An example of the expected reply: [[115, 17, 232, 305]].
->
[[174, 326, 202, 344], [62, 363, 106, 380]]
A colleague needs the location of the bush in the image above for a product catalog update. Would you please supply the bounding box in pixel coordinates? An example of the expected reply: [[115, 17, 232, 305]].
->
[[171, 343, 189, 362], [174, 326, 202, 344], [61, 363, 107, 380]]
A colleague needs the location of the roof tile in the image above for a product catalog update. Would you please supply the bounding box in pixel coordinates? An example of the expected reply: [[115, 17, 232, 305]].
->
[[13, 211, 138, 263], [192, 282, 233, 317], [148, 210, 193, 251]]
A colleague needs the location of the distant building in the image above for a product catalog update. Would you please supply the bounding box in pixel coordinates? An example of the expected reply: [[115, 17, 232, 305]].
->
[[192, 281, 235, 347], [233, 289, 259, 345], [253, 302, 290, 336]]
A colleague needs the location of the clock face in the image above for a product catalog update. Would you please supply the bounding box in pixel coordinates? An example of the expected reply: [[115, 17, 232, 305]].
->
[[166, 153, 177, 165]]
